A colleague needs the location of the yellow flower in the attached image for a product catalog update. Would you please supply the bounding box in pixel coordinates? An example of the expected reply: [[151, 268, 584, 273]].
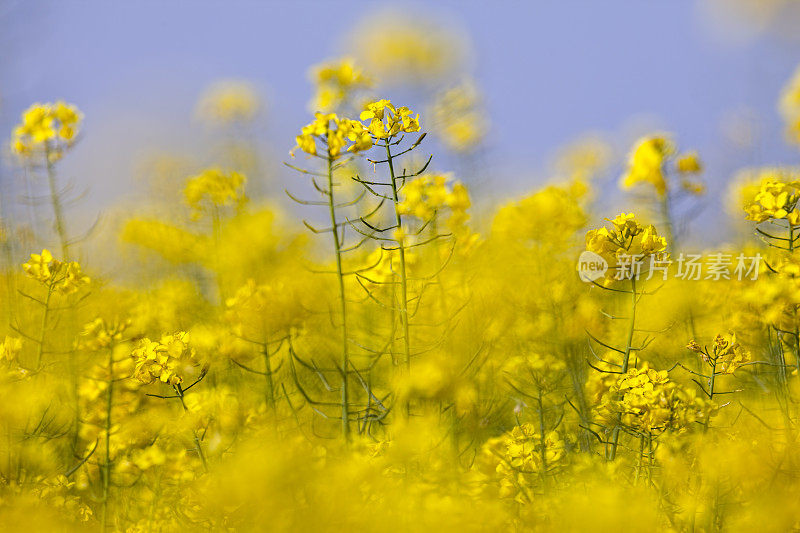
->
[[80, 317, 131, 350], [22, 249, 90, 294], [184, 168, 247, 218], [348, 9, 466, 84], [596, 364, 712, 434], [11, 101, 82, 159], [621, 136, 674, 196], [429, 81, 488, 151], [360, 99, 420, 139], [309, 57, 372, 113], [196, 80, 261, 125], [676, 151, 703, 174], [779, 65, 800, 146], [583, 214, 667, 283], [744, 178, 800, 222], [131, 331, 196, 386], [688, 332, 751, 375], [0, 336, 22, 363], [22, 249, 55, 283], [291, 112, 372, 159]]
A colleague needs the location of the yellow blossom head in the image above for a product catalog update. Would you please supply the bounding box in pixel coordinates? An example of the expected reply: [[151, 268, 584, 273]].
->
[[11, 101, 82, 160]]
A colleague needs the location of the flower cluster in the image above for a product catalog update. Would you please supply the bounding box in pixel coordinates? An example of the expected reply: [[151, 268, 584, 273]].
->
[[744, 178, 800, 224], [584, 214, 667, 283], [292, 112, 372, 158], [184, 168, 247, 218], [360, 99, 420, 139], [687, 332, 752, 375], [22, 249, 90, 294], [597, 365, 712, 435], [477, 424, 565, 502], [621, 136, 704, 197], [196, 80, 261, 125], [309, 57, 372, 112], [80, 317, 131, 350], [11, 101, 82, 159], [131, 332, 196, 386]]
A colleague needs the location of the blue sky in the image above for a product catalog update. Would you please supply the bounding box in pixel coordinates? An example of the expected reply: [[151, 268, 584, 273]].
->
[[2, 0, 800, 244]]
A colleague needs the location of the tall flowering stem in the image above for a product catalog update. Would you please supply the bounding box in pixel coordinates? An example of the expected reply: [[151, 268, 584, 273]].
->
[[11, 102, 82, 260], [17, 250, 90, 370], [744, 178, 800, 379], [582, 213, 668, 460], [286, 112, 373, 440], [383, 140, 412, 374]]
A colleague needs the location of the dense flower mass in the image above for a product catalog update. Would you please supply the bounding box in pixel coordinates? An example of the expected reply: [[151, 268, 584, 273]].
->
[[596, 365, 712, 435], [7, 9, 800, 532]]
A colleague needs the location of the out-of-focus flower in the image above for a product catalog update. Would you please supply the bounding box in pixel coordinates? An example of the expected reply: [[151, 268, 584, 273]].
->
[[621, 136, 706, 197], [429, 81, 488, 152], [309, 57, 372, 113], [80, 317, 131, 350], [11, 101, 82, 160], [196, 80, 261, 126], [621, 136, 675, 196], [348, 9, 468, 85], [780, 65, 800, 146], [184, 168, 247, 219], [0, 336, 22, 363]]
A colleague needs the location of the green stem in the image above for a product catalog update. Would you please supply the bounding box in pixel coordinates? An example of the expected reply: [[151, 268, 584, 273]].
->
[[35, 285, 53, 369], [607, 278, 637, 461], [44, 146, 69, 260], [703, 358, 717, 433], [262, 338, 275, 409], [384, 143, 412, 373], [385, 141, 413, 417], [174, 384, 208, 470], [536, 390, 548, 490], [326, 155, 350, 441], [101, 345, 114, 531]]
